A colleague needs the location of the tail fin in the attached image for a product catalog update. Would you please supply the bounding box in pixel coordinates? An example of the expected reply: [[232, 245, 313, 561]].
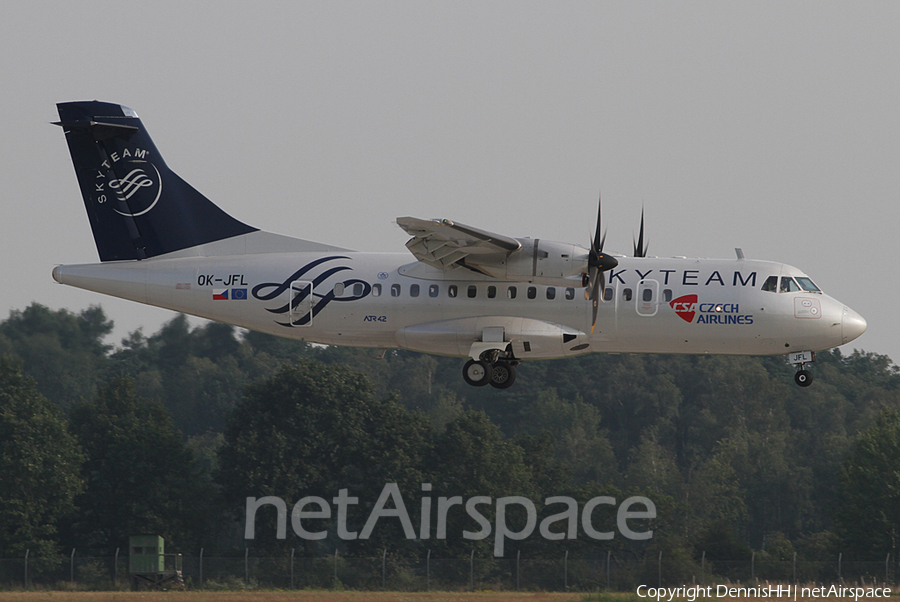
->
[[55, 101, 257, 261]]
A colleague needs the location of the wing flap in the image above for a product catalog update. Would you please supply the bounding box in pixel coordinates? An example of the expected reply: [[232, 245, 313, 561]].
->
[[397, 216, 521, 269]]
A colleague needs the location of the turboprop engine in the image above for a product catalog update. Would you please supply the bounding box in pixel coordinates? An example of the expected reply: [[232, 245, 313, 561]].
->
[[465, 239, 592, 287]]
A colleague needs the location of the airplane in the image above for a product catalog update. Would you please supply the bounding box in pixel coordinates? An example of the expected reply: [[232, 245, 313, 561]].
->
[[51, 101, 867, 389]]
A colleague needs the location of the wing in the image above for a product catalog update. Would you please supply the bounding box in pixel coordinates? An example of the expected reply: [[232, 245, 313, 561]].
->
[[396, 217, 521, 270]]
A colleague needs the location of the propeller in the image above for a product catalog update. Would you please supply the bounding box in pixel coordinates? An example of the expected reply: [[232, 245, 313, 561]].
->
[[586, 192, 618, 333], [633, 207, 648, 258]]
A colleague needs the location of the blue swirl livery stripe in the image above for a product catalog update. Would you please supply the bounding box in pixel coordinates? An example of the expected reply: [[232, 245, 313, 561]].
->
[[251, 256, 372, 328], [276, 279, 372, 327], [266, 265, 352, 314], [251, 256, 351, 301]]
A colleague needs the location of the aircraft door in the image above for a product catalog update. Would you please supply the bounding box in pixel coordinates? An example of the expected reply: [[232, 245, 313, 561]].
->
[[636, 279, 659, 317], [288, 281, 314, 327]]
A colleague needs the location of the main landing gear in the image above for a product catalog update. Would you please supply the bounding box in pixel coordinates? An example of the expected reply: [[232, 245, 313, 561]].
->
[[462, 354, 518, 389], [788, 350, 815, 387]]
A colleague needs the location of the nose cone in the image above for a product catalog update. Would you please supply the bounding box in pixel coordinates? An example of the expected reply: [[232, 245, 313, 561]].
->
[[842, 306, 867, 344]]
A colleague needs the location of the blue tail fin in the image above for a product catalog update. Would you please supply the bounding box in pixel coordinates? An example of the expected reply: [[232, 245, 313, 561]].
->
[[55, 101, 257, 261]]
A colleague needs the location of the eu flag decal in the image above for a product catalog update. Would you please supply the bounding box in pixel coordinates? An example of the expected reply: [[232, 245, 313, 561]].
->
[[231, 288, 248, 300]]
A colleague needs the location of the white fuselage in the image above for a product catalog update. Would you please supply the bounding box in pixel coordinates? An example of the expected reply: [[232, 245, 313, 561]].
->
[[52, 245, 865, 362], [50, 101, 867, 386]]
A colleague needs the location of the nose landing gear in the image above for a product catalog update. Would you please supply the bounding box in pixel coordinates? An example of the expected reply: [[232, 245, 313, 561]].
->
[[794, 369, 813, 387], [788, 351, 815, 387]]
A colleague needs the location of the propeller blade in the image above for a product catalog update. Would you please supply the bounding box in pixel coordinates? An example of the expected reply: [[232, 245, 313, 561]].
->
[[588, 192, 614, 268], [593, 192, 604, 254], [591, 271, 605, 334], [633, 208, 647, 257], [586, 189, 617, 303], [585, 188, 618, 334]]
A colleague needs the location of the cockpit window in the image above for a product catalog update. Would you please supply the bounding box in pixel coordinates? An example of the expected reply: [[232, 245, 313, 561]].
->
[[795, 277, 821, 293], [762, 276, 778, 292], [780, 277, 801, 293]]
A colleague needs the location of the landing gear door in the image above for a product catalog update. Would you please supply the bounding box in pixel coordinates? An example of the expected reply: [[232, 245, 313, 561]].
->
[[636, 279, 659, 317], [289, 281, 313, 327]]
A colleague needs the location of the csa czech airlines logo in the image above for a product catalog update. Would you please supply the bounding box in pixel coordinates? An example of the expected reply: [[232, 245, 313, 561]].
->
[[670, 294, 698, 323], [669, 295, 754, 325]]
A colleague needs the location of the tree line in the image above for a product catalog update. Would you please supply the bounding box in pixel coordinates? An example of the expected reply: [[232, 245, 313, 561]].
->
[[1, 302, 899, 582]]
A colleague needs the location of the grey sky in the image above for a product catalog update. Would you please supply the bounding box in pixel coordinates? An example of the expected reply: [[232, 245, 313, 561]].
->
[[1, 2, 896, 362]]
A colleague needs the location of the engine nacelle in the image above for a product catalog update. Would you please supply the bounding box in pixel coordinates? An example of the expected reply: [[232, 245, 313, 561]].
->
[[467, 239, 590, 287]]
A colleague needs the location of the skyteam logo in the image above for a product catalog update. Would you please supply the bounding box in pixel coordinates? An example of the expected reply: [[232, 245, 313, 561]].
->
[[108, 161, 163, 217], [670, 295, 754, 325]]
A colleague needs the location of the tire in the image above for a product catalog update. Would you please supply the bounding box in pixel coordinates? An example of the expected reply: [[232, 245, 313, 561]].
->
[[489, 363, 517, 389], [794, 369, 813, 387], [463, 359, 493, 387]]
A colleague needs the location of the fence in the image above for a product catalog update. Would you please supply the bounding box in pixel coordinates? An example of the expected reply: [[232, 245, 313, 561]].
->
[[0, 549, 896, 591]]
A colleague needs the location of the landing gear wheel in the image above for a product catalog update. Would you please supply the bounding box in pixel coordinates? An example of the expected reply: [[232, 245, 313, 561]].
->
[[489, 363, 517, 389], [463, 359, 493, 387], [795, 369, 813, 387]]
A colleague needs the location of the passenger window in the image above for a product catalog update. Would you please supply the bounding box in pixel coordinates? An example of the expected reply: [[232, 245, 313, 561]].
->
[[604, 287, 613, 301], [565, 287, 575, 300], [761, 276, 778, 292], [448, 285, 458, 298], [623, 288, 632, 301], [410, 284, 420, 297], [467, 285, 477, 298], [527, 286, 537, 299], [780, 277, 801, 293], [334, 283, 345, 296], [353, 283, 364, 296], [487, 285, 497, 299], [372, 283, 381, 297], [429, 284, 439, 297], [507, 286, 517, 299], [642, 288, 653, 302], [663, 289, 672, 302], [391, 284, 400, 297], [547, 287, 556, 300]]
